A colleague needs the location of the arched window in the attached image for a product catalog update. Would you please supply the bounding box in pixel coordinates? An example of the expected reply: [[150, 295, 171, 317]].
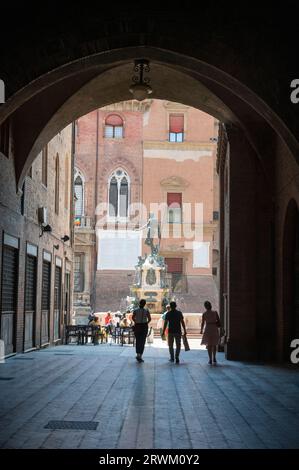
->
[[108, 169, 129, 218], [104, 114, 124, 139], [55, 154, 59, 215], [74, 169, 84, 217], [64, 155, 69, 210]]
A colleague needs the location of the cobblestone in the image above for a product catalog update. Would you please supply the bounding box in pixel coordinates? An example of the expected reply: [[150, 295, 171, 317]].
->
[[0, 340, 299, 449]]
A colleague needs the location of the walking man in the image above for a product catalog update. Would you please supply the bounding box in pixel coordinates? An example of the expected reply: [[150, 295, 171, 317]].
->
[[132, 299, 151, 363], [162, 301, 187, 364]]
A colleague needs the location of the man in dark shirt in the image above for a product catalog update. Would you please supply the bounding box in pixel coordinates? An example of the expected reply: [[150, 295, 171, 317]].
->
[[162, 301, 187, 364]]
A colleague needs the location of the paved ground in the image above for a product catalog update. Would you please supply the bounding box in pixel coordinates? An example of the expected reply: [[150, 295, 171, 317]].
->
[[0, 340, 299, 449]]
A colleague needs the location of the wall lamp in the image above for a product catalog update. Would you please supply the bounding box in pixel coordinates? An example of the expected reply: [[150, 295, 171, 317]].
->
[[39, 224, 52, 237], [129, 59, 153, 101]]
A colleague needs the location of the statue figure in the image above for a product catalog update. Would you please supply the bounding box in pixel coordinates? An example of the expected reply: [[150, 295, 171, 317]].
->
[[137, 255, 144, 267], [145, 212, 161, 257], [146, 268, 157, 286]]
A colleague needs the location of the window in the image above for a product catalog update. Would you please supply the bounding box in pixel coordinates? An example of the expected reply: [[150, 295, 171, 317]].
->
[[169, 114, 184, 142], [64, 156, 69, 210], [167, 192, 182, 223], [74, 254, 84, 292], [54, 154, 59, 215], [108, 169, 129, 219], [104, 114, 124, 139], [42, 145, 48, 187], [74, 170, 84, 217]]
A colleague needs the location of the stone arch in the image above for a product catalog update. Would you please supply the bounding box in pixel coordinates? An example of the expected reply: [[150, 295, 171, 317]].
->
[[0, 45, 297, 188], [282, 199, 299, 361]]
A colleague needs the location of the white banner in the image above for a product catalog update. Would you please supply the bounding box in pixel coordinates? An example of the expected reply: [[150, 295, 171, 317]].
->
[[97, 229, 142, 270]]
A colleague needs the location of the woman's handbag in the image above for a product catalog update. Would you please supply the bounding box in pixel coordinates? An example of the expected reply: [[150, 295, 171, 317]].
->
[[219, 328, 225, 347], [182, 334, 190, 351]]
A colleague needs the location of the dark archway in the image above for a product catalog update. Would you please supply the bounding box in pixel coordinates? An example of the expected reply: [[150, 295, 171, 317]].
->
[[283, 199, 299, 361], [0, 3, 298, 362]]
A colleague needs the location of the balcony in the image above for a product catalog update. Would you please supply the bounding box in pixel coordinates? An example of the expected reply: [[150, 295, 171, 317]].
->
[[74, 216, 94, 230]]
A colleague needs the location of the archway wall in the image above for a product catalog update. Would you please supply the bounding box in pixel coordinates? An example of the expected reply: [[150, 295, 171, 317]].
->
[[0, 9, 298, 359], [1, 3, 298, 143], [275, 138, 299, 361], [217, 124, 277, 361]]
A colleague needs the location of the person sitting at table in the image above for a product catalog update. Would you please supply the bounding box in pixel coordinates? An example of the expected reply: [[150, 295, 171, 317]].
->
[[89, 315, 101, 345], [104, 311, 113, 334], [120, 315, 130, 328], [114, 311, 122, 327]]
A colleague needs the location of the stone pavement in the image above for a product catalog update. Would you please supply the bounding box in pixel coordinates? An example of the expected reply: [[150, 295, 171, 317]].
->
[[0, 340, 299, 449]]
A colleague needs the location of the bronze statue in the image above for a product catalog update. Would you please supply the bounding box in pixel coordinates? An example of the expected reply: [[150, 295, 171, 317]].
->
[[145, 212, 161, 257]]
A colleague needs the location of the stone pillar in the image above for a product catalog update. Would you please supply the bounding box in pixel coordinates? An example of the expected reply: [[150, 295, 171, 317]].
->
[[225, 127, 258, 360]]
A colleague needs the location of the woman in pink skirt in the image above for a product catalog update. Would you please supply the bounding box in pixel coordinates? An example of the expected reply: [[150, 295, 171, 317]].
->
[[200, 301, 221, 364]]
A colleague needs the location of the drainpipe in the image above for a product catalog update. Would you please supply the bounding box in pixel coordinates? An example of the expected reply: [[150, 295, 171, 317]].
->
[[70, 122, 76, 248], [91, 110, 100, 312], [69, 121, 76, 325]]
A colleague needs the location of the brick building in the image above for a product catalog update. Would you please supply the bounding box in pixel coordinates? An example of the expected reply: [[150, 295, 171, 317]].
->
[[74, 100, 219, 319], [0, 125, 74, 355]]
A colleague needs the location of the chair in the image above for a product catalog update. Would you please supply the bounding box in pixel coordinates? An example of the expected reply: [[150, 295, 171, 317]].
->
[[65, 325, 79, 344], [110, 326, 122, 345], [120, 327, 135, 346]]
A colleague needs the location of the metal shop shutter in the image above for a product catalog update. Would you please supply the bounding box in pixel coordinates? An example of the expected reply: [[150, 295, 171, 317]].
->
[[1, 245, 18, 313], [42, 261, 51, 311], [25, 255, 37, 311]]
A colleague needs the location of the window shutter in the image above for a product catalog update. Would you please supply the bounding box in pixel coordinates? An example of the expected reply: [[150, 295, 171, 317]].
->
[[167, 193, 182, 207], [169, 114, 184, 133]]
